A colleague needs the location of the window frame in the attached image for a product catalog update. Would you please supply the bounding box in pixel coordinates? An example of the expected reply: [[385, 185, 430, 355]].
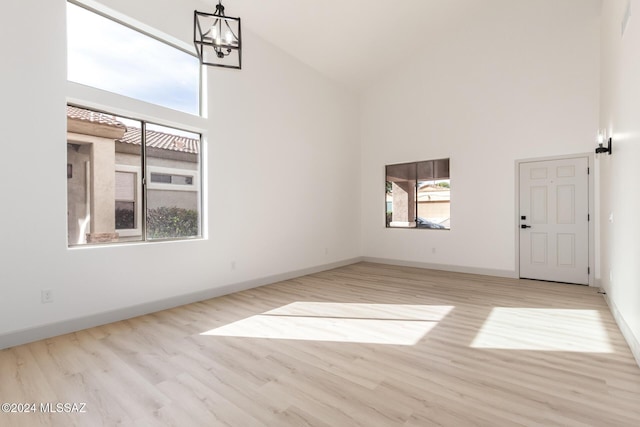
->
[[66, 0, 202, 117], [66, 104, 204, 246], [385, 158, 451, 231]]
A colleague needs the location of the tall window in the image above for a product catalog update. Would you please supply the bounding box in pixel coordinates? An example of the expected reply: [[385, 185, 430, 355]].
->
[[67, 106, 202, 245], [66, 2, 200, 115], [386, 159, 450, 230], [66, 1, 204, 246]]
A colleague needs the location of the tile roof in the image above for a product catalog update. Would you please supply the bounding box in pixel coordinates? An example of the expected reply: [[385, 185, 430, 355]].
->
[[66, 105, 126, 129], [119, 128, 199, 155], [66, 106, 199, 154]]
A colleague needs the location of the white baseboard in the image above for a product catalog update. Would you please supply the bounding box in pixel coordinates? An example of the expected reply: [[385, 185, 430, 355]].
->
[[0, 257, 363, 350], [0, 257, 543, 351], [603, 294, 640, 369], [362, 257, 518, 279]]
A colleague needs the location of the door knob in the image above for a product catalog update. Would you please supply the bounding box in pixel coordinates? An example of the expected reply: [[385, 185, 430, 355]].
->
[[521, 224, 531, 229]]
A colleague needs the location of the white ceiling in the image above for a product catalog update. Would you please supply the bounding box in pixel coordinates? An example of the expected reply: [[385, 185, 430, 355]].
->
[[197, 0, 478, 92]]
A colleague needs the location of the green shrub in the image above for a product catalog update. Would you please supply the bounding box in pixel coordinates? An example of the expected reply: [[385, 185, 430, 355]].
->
[[146, 206, 199, 239]]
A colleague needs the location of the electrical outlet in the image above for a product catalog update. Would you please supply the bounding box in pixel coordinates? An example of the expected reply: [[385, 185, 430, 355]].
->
[[41, 289, 53, 304]]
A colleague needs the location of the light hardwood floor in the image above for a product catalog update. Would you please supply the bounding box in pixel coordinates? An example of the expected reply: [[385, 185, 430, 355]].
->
[[2, 262, 640, 426]]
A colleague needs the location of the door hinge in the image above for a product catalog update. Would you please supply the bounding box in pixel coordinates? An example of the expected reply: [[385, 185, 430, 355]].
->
[[587, 167, 590, 175], [588, 267, 591, 275], [588, 214, 590, 221]]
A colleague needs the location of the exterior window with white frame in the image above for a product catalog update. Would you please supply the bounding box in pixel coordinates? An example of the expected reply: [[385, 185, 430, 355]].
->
[[115, 165, 142, 237], [115, 171, 137, 230]]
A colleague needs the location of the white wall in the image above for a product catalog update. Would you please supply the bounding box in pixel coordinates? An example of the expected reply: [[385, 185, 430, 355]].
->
[[0, 0, 360, 346], [360, 0, 601, 276], [599, 0, 640, 362], [4, 0, 627, 357]]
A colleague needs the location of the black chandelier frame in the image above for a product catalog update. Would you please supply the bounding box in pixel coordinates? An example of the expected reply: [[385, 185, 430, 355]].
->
[[194, 1, 242, 69]]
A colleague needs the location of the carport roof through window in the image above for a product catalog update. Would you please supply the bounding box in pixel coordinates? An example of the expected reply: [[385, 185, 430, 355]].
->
[[386, 159, 450, 230]]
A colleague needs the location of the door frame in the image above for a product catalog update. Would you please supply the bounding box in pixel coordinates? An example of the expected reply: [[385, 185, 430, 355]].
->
[[514, 153, 595, 286]]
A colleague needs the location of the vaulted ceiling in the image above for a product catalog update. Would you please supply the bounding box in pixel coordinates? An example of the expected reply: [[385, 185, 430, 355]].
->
[[197, 0, 480, 92]]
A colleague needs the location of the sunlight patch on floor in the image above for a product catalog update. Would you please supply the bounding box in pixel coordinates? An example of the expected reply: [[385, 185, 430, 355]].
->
[[201, 303, 454, 345], [471, 308, 613, 352]]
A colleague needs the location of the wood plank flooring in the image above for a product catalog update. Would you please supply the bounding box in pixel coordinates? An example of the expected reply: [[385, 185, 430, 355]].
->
[[1, 262, 639, 426]]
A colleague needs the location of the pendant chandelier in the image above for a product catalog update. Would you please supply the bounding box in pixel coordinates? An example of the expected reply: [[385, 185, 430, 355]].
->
[[194, 1, 242, 69]]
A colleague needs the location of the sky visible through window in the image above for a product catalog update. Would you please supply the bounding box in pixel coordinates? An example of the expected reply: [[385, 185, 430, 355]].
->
[[67, 3, 200, 115]]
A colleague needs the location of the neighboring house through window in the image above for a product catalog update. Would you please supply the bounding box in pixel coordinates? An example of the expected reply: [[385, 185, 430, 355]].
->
[[66, 106, 202, 245]]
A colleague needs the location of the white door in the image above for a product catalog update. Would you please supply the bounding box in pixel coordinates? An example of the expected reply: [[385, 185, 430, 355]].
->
[[519, 157, 589, 285]]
